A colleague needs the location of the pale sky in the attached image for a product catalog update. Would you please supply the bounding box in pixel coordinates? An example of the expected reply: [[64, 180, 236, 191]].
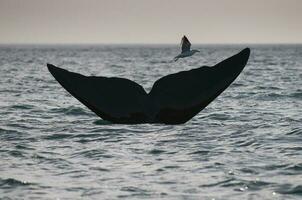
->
[[0, 0, 301, 44]]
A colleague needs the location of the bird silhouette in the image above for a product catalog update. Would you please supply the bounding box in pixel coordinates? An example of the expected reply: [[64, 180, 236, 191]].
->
[[174, 35, 200, 61]]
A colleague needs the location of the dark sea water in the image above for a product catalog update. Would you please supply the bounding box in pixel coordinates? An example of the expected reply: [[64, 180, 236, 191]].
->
[[0, 44, 301, 200]]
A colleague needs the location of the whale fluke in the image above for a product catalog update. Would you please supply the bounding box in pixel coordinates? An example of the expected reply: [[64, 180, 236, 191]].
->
[[47, 48, 250, 124]]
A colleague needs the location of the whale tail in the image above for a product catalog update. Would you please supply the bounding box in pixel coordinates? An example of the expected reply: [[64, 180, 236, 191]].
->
[[48, 48, 250, 124]]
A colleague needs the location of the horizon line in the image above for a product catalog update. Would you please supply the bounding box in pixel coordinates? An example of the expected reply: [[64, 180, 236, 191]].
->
[[1, 42, 302, 46]]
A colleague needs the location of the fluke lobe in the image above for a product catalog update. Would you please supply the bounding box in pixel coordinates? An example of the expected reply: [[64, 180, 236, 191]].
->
[[47, 48, 250, 124]]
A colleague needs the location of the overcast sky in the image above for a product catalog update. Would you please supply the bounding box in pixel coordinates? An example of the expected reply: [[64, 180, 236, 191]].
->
[[0, 0, 301, 44]]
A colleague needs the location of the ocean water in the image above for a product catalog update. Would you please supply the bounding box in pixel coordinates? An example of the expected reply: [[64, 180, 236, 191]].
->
[[0, 44, 301, 200]]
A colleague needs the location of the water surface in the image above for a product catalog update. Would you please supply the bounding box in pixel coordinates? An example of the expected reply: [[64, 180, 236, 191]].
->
[[0, 44, 301, 199]]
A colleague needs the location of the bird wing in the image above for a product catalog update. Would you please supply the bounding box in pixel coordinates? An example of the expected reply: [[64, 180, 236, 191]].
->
[[149, 48, 250, 124], [181, 35, 191, 53], [47, 64, 149, 123]]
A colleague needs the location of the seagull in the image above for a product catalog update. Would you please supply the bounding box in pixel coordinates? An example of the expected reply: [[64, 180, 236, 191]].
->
[[174, 35, 200, 61]]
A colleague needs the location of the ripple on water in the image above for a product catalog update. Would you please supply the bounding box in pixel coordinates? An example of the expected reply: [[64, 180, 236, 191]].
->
[[217, 178, 273, 192], [233, 138, 257, 148], [42, 133, 73, 140], [69, 132, 111, 143], [286, 127, 302, 135], [50, 106, 93, 116], [119, 186, 151, 198], [89, 166, 111, 172], [280, 163, 302, 175], [277, 184, 302, 195], [284, 163, 302, 171], [70, 149, 113, 159], [289, 91, 302, 99], [9, 104, 36, 110], [148, 149, 166, 155], [0, 178, 33, 189], [199, 178, 235, 188], [31, 154, 71, 169], [0, 128, 27, 141], [189, 150, 211, 155]]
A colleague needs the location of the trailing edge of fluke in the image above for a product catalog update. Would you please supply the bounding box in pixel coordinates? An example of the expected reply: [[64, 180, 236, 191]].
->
[[47, 48, 250, 124]]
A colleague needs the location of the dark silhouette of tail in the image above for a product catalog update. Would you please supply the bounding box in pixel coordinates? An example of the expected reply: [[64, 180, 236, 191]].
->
[[47, 48, 250, 124]]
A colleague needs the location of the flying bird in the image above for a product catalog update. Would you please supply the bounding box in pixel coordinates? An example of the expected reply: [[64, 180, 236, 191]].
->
[[174, 35, 200, 61]]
